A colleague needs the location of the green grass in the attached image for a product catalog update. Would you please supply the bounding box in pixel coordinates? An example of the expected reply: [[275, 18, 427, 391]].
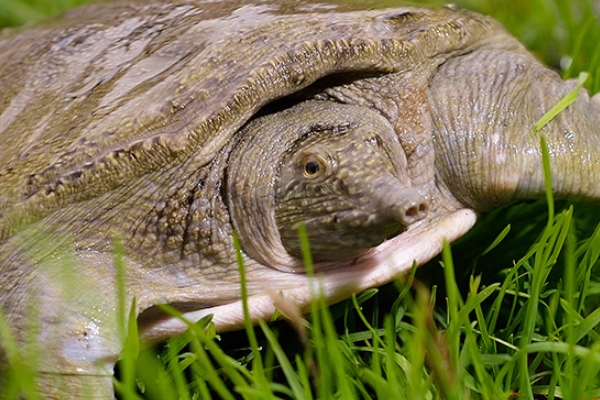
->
[[0, 0, 91, 29], [1, 0, 600, 399]]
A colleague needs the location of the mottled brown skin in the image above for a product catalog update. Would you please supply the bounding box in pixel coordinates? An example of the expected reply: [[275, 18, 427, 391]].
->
[[0, 0, 599, 397]]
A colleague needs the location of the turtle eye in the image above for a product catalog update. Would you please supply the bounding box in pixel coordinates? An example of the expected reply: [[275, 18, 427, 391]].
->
[[304, 160, 320, 176], [301, 154, 326, 179]]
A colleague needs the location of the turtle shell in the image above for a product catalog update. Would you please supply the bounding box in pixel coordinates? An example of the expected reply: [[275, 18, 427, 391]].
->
[[0, 1, 498, 238]]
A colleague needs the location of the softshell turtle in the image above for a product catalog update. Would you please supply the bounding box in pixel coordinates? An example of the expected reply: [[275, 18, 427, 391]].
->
[[1, 0, 600, 397]]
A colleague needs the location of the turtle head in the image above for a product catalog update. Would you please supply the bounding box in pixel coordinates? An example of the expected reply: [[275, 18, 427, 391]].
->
[[227, 100, 428, 268], [274, 119, 427, 261]]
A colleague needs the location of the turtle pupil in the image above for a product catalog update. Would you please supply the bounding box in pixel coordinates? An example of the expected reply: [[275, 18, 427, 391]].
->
[[305, 160, 320, 176]]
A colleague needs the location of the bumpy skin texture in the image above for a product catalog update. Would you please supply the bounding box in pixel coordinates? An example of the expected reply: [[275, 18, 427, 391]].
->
[[0, 0, 599, 397]]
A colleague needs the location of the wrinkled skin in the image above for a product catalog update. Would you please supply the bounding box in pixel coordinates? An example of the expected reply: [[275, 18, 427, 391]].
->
[[1, 0, 599, 397]]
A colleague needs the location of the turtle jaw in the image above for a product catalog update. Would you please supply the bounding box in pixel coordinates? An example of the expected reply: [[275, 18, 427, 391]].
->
[[280, 184, 430, 262], [296, 217, 405, 261], [296, 199, 429, 261]]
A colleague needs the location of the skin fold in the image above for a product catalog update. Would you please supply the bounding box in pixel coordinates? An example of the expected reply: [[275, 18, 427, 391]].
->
[[0, 1, 598, 397]]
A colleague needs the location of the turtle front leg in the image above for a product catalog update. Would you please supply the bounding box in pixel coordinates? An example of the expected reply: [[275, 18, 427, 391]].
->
[[1, 249, 123, 398], [428, 37, 600, 210], [2, 305, 118, 399]]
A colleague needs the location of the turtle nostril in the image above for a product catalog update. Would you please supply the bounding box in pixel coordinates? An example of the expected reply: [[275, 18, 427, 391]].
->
[[404, 202, 428, 224]]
